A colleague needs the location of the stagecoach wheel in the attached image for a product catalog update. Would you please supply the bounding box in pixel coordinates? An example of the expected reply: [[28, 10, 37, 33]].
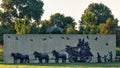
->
[[85, 56, 92, 62]]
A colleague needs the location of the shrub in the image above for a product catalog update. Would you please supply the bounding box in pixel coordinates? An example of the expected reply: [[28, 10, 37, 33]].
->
[[116, 48, 120, 56], [0, 49, 3, 61]]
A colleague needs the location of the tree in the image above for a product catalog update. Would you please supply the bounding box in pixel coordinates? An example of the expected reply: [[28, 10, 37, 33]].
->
[[0, 0, 44, 24], [0, 24, 15, 44], [14, 17, 31, 34], [82, 3, 113, 25], [49, 13, 75, 29], [81, 11, 97, 26], [117, 30, 120, 47], [64, 24, 77, 34], [39, 20, 50, 34], [0, 0, 44, 44], [81, 11, 99, 34], [29, 23, 39, 34], [99, 18, 118, 34], [80, 3, 118, 34], [51, 28, 62, 34]]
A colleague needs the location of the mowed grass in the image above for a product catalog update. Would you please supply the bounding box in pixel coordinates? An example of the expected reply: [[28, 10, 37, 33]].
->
[[0, 62, 120, 68]]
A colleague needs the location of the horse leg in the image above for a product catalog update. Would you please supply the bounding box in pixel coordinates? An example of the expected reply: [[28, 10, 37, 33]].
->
[[62, 58, 64, 63], [68, 55, 71, 62], [55, 58, 58, 63], [57, 58, 58, 63], [41, 59, 43, 63], [27, 57, 30, 63], [14, 59, 17, 63], [70, 56, 73, 62], [26, 56, 30, 63], [24, 58, 27, 63], [20, 59, 23, 63], [45, 58, 48, 63], [64, 57, 66, 63], [47, 58, 49, 63], [39, 58, 42, 63], [22, 59, 24, 63], [62, 58, 65, 63]]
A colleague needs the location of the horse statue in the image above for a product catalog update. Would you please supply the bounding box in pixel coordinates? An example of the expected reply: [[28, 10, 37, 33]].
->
[[33, 51, 49, 63], [11, 52, 30, 63], [52, 50, 66, 63]]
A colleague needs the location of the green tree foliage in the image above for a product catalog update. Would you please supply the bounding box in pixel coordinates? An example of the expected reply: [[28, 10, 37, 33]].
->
[[0, 10, 2, 21], [80, 3, 118, 34], [0, 24, 15, 44], [29, 23, 40, 34], [99, 18, 118, 34], [39, 20, 50, 34], [117, 30, 120, 47], [82, 3, 113, 25], [0, 0, 44, 44], [81, 11, 99, 34], [49, 13, 75, 29], [81, 11, 97, 25], [14, 17, 31, 34], [1, 0, 44, 24], [64, 24, 77, 34], [51, 28, 62, 34]]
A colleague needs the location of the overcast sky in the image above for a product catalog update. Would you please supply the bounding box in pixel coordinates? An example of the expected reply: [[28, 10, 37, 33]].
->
[[0, 0, 120, 26]]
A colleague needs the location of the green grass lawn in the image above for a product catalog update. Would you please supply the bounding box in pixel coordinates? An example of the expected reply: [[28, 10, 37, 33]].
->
[[0, 62, 120, 67]]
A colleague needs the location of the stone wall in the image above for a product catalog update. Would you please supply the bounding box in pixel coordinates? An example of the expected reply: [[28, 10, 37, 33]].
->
[[4, 34, 116, 63]]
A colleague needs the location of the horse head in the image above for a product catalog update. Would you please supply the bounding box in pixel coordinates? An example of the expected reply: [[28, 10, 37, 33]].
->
[[33, 51, 41, 60], [11, 52, 15, 57], [33, 51, 37, 55], [11, 52, 20, 59], [52, 50, 58, 57]]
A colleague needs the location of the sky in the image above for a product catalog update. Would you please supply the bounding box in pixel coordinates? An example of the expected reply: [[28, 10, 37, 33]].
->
[[0, 0, 120, 26]]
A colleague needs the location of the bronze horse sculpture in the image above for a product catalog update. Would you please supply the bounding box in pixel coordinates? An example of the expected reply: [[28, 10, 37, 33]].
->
[[11, 52, 30, 63], [52, 50, 66, 63], [33, 51, 49, 63]]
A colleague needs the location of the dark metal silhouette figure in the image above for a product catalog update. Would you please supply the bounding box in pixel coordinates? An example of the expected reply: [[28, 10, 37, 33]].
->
[[65, 45, 78, 62], [61, 37, 64, 39], [106, 43, 108, 46], [30, 39, 33, 42], [16, 37, 19, 40], [52, 50, 66, 63], [97, 52, 102, 63], [49, 37, 52, 39], [33, 51, 49, 63], [11, 52, 29, 63], [66, 37, 70, 40], [87, 36, 89, 39], [66, 38, 93, 63], [95, 37, 98, 40], [42, 38, 47, 41], [108, 51, 112, 62], [8, 36, 11, 38], [103, 55, 107, 62]]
